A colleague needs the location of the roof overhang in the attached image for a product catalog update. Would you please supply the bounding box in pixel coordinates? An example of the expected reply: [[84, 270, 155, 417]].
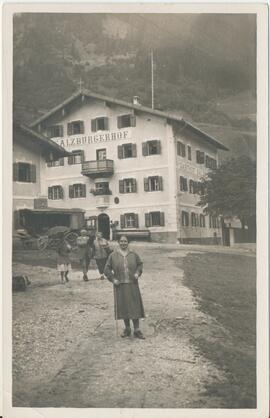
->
[[21, 207, 85, 214]]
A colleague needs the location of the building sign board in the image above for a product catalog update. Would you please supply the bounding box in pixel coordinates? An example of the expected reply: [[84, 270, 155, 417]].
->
[[53, 129, 131, 148]]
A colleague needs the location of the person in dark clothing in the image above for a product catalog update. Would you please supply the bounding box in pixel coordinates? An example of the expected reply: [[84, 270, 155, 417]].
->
[[104, 235, 145, 339], [56, 234, 72, 284], [93, 232, 111, 280], [76, 229, 94, 281]]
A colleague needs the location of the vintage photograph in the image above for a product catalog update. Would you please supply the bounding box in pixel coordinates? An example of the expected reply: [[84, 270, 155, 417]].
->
[[5, 4, 266, 414]]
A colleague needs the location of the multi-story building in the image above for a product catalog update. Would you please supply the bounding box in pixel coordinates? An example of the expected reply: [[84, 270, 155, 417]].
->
[[13, 122, 84, 233], [30, 90, 228, 244]]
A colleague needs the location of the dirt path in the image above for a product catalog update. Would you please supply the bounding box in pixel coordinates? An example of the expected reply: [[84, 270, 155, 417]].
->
[[13, 245, 226, 408]]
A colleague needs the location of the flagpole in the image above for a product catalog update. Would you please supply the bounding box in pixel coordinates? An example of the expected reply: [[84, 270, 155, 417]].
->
[[114, 285, 119, 337]]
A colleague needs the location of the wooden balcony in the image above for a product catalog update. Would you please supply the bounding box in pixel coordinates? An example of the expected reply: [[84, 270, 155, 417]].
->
[[81, 159, 114, 178]]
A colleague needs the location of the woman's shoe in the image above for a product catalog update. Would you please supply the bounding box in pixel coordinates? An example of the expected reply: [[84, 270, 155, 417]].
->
[[121, 328, 131, 338], [134, 330, 145, 339], [83, 274, 89, 281]]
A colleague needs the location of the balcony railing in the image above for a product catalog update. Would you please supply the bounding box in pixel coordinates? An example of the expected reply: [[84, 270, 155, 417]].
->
[[81, 159, 114, 178]]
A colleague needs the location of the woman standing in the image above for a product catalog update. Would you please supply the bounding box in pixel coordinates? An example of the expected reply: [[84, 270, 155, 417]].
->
[[93, 232, 111, 280], [76, 229, 94, 281], [104, 235, 145, 339]]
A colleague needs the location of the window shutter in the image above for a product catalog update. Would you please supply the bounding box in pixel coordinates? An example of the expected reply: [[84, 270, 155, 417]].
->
[[119, 180, 124, 193], [184, 178, 188, 192], [177, 142, 180, 155], [48, 187, 52, 199], [117, 116, 122, 129], [120, 214, 125, 228], [13, 163, 19, 181], [60, 186, 64, 199], [156, 140, 161, 154], [59, 125, 64, 137], [158, 177, 163, 191], [79, 121, 84, 134], [130, 115, 136, 127], [142, 142, 148, 156], [135, 214, 139, 228], [104, 117, 109, 130], [13, 210, 21, 229], [145, 213, 150, 227], [132, 179, 137, 193], [68, 155, 74, 165], [160, 212, 165, 226], [69, 185, 74, 198], [59, 158, 64, 166], [67, 123, 73, 135], [182, 144, 186, 157], [196, 150, 200, 163], [82, 184, 86, 197], [30, 164, 36, 183], [131, 143, 137, 157], [118, 145, 123, 159], [80, 150, 85, 162], [144, 177, 149, 192], [91, 119, 97, 132]]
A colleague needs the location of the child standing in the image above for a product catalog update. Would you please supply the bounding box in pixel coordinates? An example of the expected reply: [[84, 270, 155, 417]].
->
[[57, 234, 72, 284]]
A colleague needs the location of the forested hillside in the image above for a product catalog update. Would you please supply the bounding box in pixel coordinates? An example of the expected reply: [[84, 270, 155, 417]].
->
[[13, 13, 256, 159]]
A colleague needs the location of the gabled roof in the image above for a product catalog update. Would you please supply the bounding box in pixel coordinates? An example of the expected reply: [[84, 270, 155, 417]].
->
[[30, 89, 228, 151], [14, 122, 70, 158]]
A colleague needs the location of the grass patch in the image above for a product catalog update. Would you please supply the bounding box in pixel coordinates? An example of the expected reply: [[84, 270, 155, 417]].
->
[[181, 252, 256, 408]]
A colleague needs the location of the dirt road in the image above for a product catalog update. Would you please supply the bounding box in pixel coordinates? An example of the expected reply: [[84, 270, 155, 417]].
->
[[13, 244, 239, 408]]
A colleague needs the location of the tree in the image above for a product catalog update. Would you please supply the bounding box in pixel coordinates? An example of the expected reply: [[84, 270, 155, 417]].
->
[[198, 156, 256, 228]]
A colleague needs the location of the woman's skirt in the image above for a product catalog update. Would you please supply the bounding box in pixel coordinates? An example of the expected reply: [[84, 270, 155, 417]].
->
[[57, 263, 72, 272], [114, 282, 145, 320]]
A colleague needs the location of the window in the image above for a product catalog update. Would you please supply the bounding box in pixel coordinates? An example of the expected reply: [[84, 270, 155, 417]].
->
[[91, 117, 109, 132], [209, 215, 219, 228], [199, 214, 205, 227], [119, 178, 137, 193], [191, 212, 199, 227], [48, 186, 64, 200], [189, 179, 195, 194], [142, 140, 161, 156], [117, 114, 136, 129], [187, 145, 192, 161], [118, 143, 137, 159], [181, 211, 189, 227], [47, 158, 64, 167], [67, 120, 84, 135], [145, 211, 165, 227], [205, 155, 217, 169], [120, 213, 139, 228], [93, 182, 111, 195], [144, 176, 163, 192], [180, 176, 188, 192], [196, 150, 205, 164], [177, 141, 186, 157], [69, 184, 86, 198], [68, 150, 84, 165], [96, 149, 107, 161], [47, 125, 63, 138], [13, 162, 36, 183], [86, 216, 97, 229]]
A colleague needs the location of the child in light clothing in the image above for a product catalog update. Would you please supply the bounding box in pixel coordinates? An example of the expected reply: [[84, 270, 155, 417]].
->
[[57, 234, 72, 284]]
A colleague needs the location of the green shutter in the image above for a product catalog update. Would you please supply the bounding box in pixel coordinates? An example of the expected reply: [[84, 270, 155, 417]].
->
[[145, 213, 150, 227], [118, 145, 123, 159], [144, 178, 149, 192], [156, 140, 161, 154], [48, 187, 52, 199], [117, 116, 122, 129], [13, 163, 19, 181], [132, 178, 137, 193], [130, 115, 136, 127], [67, 123, 73, 136], [160, 212, 165, 226], [69, 185, 74, 198], [119, 180, 124, 193], [135, 214, 139, 228], [82, 184, 86, 197], [142, 142, 148, 156], [91, 119, 97, 132], [30, 165, 36, 183], [79, 121, 84, 134], [104, 117, 109, 130], [158, 176, 163, 191], [120, 214, 125, 228], [132, 143, 137, 157]]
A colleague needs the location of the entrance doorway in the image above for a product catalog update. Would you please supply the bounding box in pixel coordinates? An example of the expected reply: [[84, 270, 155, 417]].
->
[[97, 213, 110, 240]]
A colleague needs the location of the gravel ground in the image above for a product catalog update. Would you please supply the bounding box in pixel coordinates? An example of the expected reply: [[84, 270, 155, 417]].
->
[[12, 244, 247, 408]]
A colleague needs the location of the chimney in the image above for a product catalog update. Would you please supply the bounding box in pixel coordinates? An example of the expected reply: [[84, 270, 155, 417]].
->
[[133, 96, 140, 106]]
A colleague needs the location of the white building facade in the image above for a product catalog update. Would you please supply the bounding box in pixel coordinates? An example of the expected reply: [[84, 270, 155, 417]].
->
[[31, 90, 228, 243]]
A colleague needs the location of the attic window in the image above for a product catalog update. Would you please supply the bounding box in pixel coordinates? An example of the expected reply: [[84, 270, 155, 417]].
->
[[67, 121, 84, 135], [117, 114, 136, 129], [91, 117, 109, 132], [48, 125, 63, 138]]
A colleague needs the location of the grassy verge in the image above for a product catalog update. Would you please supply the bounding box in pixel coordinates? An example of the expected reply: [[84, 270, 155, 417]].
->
[[181, 252, 256, 408]]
